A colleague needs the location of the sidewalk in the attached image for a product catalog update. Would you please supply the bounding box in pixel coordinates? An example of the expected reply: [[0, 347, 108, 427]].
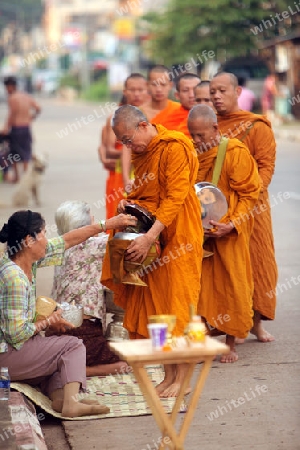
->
[[272, 121, 300, 142]]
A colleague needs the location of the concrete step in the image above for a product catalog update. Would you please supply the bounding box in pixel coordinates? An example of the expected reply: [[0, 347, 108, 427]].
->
[[0, 391, 47, 450]]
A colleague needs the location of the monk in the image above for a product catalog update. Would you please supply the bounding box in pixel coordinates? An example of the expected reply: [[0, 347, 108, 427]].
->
[[122, 66, 179, 193], [100, 74, 148, 217], [101, 105, 203, 397], [97, 124, 117, 219], [194, 81, 214, 108], [118, 73, 149, 194], [174, 73, 201, 137], [144, 65, 179, 122], [188, 104, 261, 362], [210, 72, 278, 342]]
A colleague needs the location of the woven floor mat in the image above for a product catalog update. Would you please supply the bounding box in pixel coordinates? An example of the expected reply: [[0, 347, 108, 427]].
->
[[11, 365, 187, 421]]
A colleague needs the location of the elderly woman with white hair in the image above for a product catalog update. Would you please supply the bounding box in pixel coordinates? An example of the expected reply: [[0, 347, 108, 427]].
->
[[49, 200, 132, 376]]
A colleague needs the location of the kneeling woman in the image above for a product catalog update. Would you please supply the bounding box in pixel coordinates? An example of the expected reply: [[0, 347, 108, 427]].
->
[[50, 200, 130, 376], [0, 209, 136, 418]]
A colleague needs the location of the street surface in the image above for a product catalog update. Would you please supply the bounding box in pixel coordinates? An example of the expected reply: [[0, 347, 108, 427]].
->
[[0, 98, 299, 450]]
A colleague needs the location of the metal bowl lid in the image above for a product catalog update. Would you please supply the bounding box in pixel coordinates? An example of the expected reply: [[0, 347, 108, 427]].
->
[[194, 182, 228, 229]]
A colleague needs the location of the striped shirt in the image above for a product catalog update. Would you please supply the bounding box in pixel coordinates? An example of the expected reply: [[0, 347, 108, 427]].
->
[[0, 237, 65, 352]]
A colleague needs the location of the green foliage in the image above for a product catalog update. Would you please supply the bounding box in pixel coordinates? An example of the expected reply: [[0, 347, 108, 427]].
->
[[81, 75, 110, 102], [59, 73, 82, 92], [141, 0, 297, 65]]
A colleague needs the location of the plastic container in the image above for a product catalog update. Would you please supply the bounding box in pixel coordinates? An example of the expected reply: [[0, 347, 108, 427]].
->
[[0, 367, 10, 400], [186, 316, 206, 344]]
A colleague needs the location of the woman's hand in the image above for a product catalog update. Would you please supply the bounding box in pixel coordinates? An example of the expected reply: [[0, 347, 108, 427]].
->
[[106, 213, 137, 230], [125, 234, 153, 262], [46, 309, 75, 333]]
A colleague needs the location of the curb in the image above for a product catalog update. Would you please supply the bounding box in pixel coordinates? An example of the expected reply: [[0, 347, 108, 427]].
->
[[0, 391, 47, 449], [273, 128, 300, 142]]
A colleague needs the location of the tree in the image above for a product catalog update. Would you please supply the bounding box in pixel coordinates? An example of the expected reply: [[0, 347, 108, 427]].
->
[[141, 0, 297, 65]]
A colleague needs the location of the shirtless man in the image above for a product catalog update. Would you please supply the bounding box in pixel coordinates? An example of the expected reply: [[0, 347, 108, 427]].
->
[[1, 76, 41, 182]]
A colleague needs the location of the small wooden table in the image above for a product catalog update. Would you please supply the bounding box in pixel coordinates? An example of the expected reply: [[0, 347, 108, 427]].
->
[[110, 337, 229, 450]]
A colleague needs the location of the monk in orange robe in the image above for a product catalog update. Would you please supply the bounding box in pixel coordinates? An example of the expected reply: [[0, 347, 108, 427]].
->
[[102, 73, 149, 216], [143, 65, 178, 122], [174, 73, 201, 137], [101, 105, 203, 397], [194, 81, 214, 108], [188, 104, 261, 362], [97, 124, 117, 220], [122, 65, 180, 192], [210, 72, 277, 342]]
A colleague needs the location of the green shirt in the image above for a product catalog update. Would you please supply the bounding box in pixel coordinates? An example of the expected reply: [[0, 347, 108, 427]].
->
[[0, 237, 65, 352]]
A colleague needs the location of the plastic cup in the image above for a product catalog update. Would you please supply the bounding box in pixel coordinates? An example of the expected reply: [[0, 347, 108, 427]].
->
[[147, 323, 168, 351]]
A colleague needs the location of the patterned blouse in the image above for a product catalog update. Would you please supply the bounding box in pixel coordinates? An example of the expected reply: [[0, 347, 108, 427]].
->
[[51, 235, 109, 329], [0, 237, 65, 352]]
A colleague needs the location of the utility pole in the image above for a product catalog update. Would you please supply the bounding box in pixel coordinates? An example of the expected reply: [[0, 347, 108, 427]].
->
[[80, 3, 90, 92]]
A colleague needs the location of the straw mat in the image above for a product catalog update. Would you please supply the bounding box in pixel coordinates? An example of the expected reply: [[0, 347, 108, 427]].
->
[[11, 365, 187, 421]]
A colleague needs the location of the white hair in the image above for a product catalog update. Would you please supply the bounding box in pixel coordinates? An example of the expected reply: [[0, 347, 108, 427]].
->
[[55, 201, 91, 235], [188, 104, 217, 125]]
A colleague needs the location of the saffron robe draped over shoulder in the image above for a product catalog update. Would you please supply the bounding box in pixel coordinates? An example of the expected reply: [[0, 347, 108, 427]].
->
[[176, 116, 191, 138], [150, 100, 182, 129], [196, 139, 261, 338], [217, 111, 277, 320], [152, 103, 189, 133], [101, 125, 203, 338]]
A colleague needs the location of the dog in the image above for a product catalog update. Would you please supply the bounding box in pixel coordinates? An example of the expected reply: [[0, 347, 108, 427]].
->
[[12, 153, 48, 207]]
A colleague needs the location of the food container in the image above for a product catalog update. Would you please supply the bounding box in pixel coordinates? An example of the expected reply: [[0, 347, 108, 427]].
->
[[35, 296, 58, 321], [60, 302, 83, 328], [185, 316, 207, 345]]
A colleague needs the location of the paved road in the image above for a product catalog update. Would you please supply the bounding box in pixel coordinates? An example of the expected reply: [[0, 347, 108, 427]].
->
[[0, 99, 299, 450]]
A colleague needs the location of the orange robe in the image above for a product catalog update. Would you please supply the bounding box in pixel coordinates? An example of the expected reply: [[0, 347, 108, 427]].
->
[[150, 100, 179, 126], [152, 102, 189, 132], [196, 138, 261, 338], [101, 125, 203, 338], [106, 142, 124, 220], [176, 117, 191, 138], [218, 111, 277, 320]]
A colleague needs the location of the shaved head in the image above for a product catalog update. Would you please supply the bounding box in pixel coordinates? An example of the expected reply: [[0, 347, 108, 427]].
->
[[112, 105, 148, 129], [188, 105, 220, 153], [176, 73, 201, 92], [148, 65, 171, 80], [188, 104, 217, 126], [124, 73, 146, 88], [213, 72, 238, 88], [210, 72, 241, 114], [196, 80, 210, 88]]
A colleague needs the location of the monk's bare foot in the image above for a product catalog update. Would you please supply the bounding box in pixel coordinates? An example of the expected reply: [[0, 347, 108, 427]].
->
[[62, 402, 110, 418], [235, 338, 245, 345], [155, 378, 175, 396], [220, 349, 239, 363], [159, 383, 191, 398], [155, 364, 176, 396], [221, 334, 238, 363], [251, 324, 275, 342]]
